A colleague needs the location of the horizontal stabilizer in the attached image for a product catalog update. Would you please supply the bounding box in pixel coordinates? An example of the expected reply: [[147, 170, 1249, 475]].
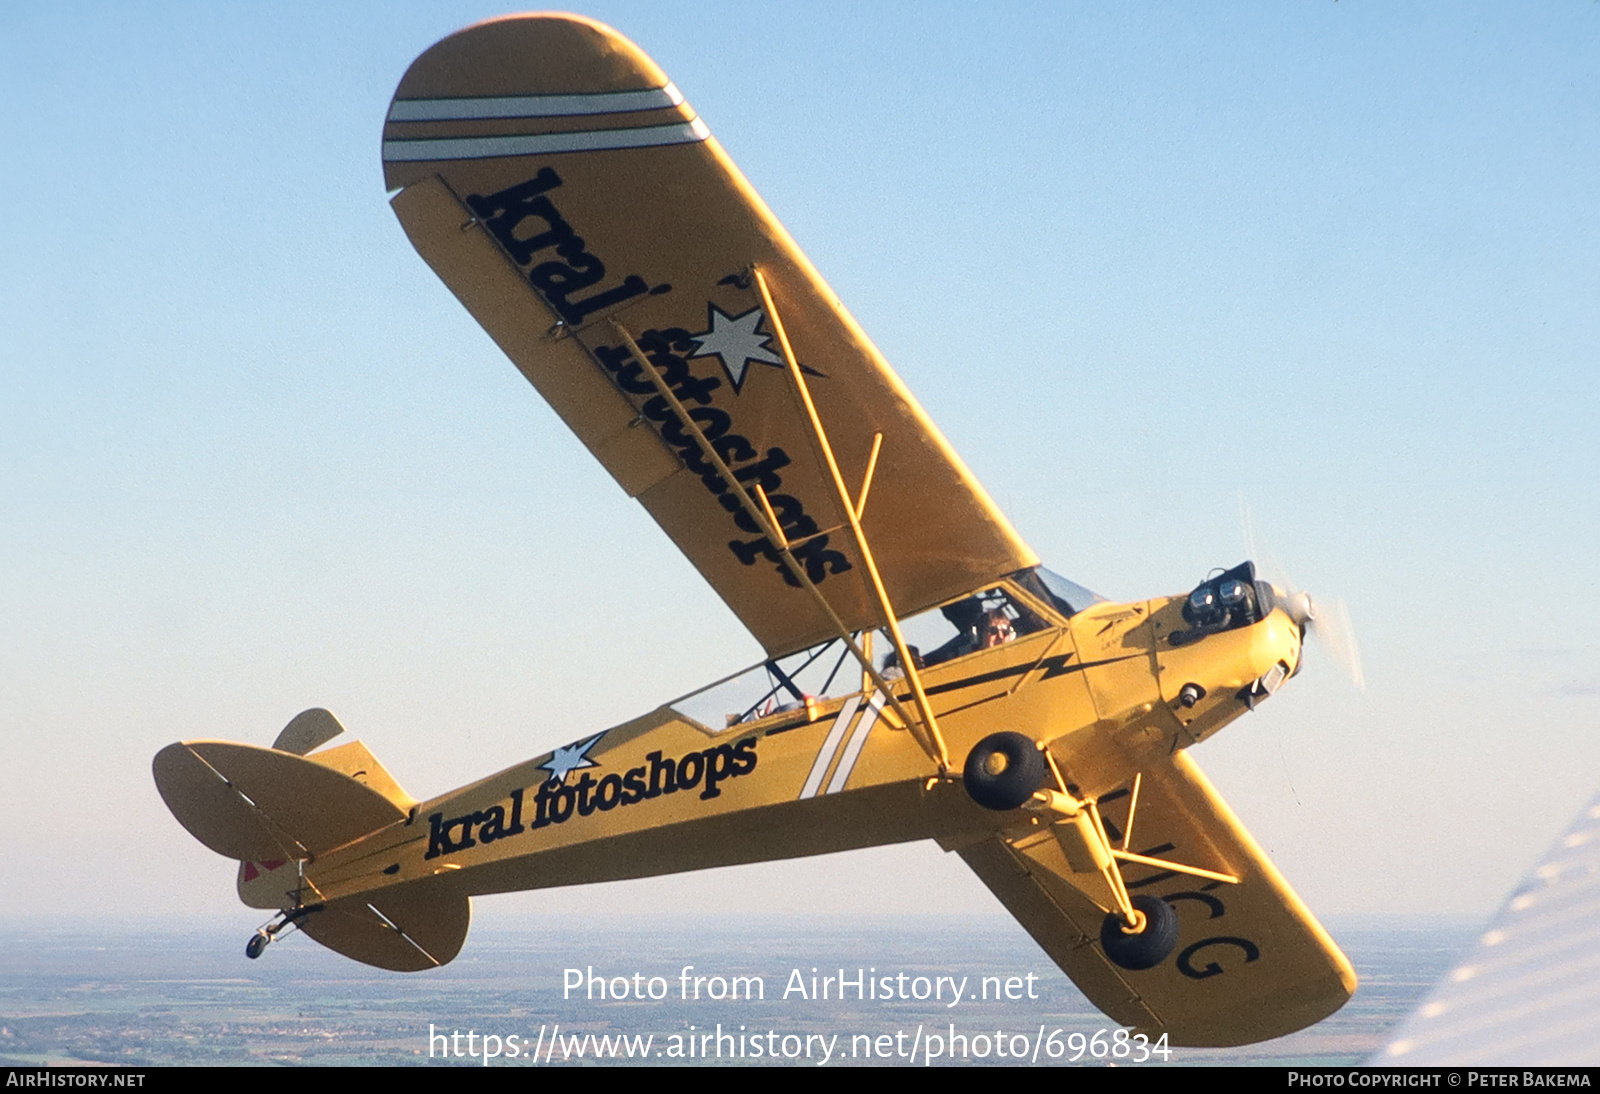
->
[[153, 740, 407, 863], [300, 883, 471, 973]]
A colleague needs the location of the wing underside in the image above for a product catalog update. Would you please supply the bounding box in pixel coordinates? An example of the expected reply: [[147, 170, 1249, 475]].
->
[[959, 750, 1355, 1046], [384, 14, 1037, 657]]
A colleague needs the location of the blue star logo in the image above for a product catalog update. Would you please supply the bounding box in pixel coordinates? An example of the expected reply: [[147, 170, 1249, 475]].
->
[[540, 733, 604, 784]]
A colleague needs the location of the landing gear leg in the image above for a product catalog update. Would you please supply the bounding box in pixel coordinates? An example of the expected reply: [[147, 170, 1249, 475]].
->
[[1016, 746, 1237, 972]]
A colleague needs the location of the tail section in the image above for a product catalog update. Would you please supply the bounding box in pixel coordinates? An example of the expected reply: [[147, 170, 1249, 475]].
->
[[153, 736, 406, 862], [271, 707, 346, 756], [153, 709, 470, 972]]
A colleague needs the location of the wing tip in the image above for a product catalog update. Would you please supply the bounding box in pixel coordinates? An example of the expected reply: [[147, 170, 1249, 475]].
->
[[391, 11, 670, 102]]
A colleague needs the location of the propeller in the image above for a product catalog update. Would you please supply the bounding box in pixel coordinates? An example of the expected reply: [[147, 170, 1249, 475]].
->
[[1241, 496, 1365, 692]]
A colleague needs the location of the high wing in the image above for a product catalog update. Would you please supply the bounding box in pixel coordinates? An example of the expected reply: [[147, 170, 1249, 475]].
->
[[383, 14, 1037, 658], [957, 750, 1356, 1047]]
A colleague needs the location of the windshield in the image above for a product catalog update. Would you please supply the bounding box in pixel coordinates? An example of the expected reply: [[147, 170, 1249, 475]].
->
[[1014, 566, 1106, 618]]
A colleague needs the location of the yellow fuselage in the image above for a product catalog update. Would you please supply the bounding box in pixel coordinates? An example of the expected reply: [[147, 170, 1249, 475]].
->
[[253, 584, 1301, 914]]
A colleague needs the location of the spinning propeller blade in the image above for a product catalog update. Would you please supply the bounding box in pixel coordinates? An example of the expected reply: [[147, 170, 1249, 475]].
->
[[1241, 497, 1365, 691]]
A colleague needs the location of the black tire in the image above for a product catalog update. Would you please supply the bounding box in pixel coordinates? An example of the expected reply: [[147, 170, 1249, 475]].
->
[[1101, 895, 1179, 971], [963, 731, 1048, 811], [245, 932, 269, 960]]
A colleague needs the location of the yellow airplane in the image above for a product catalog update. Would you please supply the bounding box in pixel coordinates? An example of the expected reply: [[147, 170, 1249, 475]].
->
[[153, 13, 1356, 1048]]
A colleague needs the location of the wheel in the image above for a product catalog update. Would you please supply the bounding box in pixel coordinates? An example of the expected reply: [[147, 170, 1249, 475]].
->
[[1100, 895, 1179, 970], [962, 732, 1048, 811], [245, 931, 270, 960]]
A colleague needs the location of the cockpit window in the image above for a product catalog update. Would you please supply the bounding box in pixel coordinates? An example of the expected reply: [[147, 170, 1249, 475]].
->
[[672, 639, 860, 732], [669, 568, 1106, 734], [1013, 566, 1106, 619], [882, 585, 1048, 670]]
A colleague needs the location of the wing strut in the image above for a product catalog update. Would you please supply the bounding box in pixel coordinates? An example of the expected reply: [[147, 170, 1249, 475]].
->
[[607, 319, 949, 773], [752, 266, 951, 774]]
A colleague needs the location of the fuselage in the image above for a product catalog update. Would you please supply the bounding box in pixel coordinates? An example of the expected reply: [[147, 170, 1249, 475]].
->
[[245, 576, 1302, 913]]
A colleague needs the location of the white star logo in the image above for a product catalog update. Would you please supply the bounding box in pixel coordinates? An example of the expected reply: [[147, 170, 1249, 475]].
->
[[688, 304, 784, 392], [540, 733, 603, 784]]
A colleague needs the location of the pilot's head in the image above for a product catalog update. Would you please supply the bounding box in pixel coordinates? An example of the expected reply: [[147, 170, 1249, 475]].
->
[[982, 610, 1016, 648]]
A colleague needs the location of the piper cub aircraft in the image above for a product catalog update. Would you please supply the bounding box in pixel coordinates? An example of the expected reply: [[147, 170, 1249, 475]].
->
[[154, 14, 1357, 1047]]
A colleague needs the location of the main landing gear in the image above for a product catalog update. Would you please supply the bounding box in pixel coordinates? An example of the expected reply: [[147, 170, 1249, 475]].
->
[[962, 732, 1221, 973], [962, 731, 1048, 810], [1100, 895, 1179, 971]]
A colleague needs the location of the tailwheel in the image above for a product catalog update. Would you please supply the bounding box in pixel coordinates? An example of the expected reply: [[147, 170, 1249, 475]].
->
[[1100, 895, 1178, 970], [244, 905, 316, 960]]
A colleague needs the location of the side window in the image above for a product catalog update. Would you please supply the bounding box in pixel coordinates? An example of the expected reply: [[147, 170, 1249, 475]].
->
[[672, 582, 1064, 733], [672, 640, 862, 731], [881, 587, 1047, 672]]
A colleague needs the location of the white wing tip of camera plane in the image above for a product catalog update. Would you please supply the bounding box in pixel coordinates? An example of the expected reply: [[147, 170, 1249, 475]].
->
[[1373, 789, 1600, 1066]]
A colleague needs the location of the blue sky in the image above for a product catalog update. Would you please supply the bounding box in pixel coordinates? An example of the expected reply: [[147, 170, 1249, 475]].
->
[[2, 3, 1597, 929]]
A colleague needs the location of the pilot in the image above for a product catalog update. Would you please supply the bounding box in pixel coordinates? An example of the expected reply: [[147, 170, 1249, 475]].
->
[[981, 609, 1017, 648]]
